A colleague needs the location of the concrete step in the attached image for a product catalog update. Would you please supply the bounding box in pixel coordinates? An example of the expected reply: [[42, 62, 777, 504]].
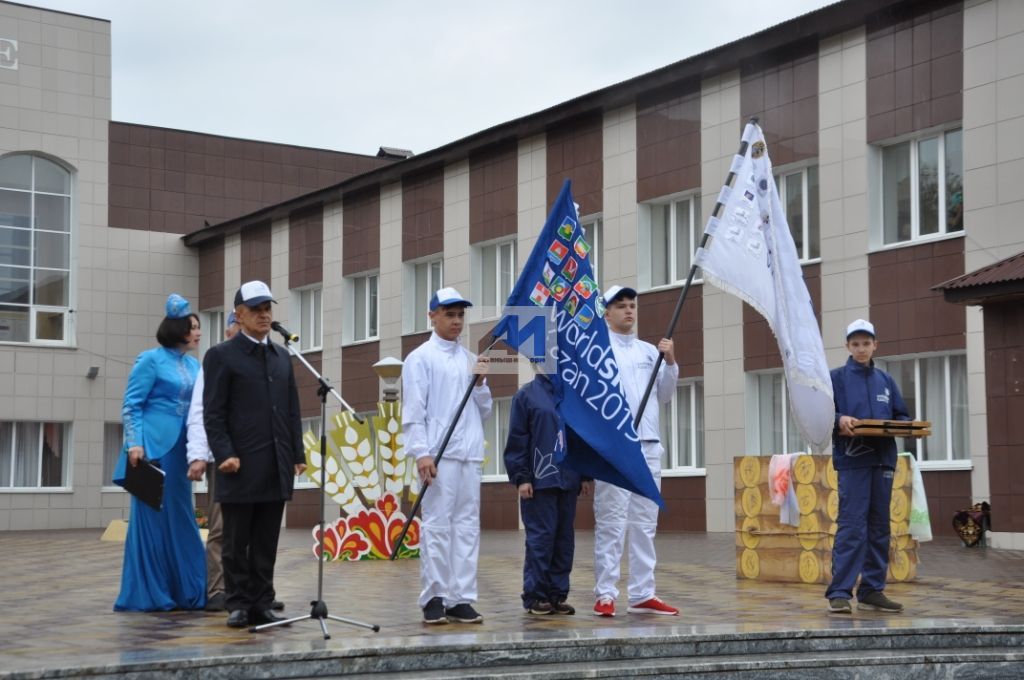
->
[[11, 624, 1024, 680]]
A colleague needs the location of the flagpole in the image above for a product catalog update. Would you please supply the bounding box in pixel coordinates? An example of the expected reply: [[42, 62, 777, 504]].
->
[[633, 116, 759, 429], [389, 335, 501, 561]]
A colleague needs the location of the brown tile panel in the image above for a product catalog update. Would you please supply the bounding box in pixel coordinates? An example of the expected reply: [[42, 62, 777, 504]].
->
[[401, 331, 431, 360], [342, 340, 381, 413], [744, 263, 822, 371], [546, 113, 603, 217], [869, 239, 966, 356], [740, 45, 819, 166], [402, 167, 445, 260], [636, 81, 701, 202], [291, 351, 323, 419], [920, 469, 971, 539], [481, 482, 520, 530], [288, 205, 324, 290], [983, 302, 1024, 531], [659, 476, 708, 532], [109, 122, 391, 234], [240, 221, 272, 284], [865, 4, 962, 143], [197, 237, 225, 311], [470, 141, 518, 244], [637, 286, 704, 380], [343, 187, 380, 276]]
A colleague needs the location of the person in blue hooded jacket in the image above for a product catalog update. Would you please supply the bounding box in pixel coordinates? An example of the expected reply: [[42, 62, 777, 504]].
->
[[113, 293, 206, 612], [826, 319, 910, 615], [504, 371, 592, 615]]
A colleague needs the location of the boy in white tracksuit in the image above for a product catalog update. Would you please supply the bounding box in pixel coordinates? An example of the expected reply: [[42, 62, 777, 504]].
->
[[402, 287, 492, 625], [593, 285, 680, 617]]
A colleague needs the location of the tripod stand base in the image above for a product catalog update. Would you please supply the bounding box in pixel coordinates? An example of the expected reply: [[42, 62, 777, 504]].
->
[[251, 600, 380, 639]]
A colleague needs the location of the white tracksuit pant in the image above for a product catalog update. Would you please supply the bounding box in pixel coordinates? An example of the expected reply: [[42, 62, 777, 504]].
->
[[418, 458, 482, 608], [593, 441, 662, 605]]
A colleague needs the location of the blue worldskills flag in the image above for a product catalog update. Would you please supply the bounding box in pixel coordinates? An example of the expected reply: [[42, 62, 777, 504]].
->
[[492, 179, 664, 508]]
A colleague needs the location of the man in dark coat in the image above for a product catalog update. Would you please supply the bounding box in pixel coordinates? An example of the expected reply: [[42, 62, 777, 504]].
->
[[203, 280, 307, 629]]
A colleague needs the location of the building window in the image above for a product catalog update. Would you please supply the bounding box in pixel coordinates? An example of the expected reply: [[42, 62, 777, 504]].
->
[[582, 215, 604, 288], [297, 286, 323, 351], [879, 128, 963, 246], [405, 257, 443, 334], [638, 193, 701, 289], [774, 165, 819, 261], [345, 273, 378, 343], [750, 371, 808, 456], [199, 310, 224, 356], [0, 154, 73, 344], [659, 380, 704, 470], [473, 239, 515, 318], [102, 422, 123, 488], [877, 353, 968, 464], [482, 397, 511, 480], [295, 415, 321, 488], [0, 421, 70, 488]]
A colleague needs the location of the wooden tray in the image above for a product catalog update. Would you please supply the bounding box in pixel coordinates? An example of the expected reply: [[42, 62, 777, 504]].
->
[[852, 419, 931, 438]]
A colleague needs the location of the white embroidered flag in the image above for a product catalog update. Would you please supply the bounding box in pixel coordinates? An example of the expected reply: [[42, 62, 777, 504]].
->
[[694, 123, 834, 453]]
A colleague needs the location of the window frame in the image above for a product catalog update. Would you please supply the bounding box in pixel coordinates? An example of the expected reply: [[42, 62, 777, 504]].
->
[[403, 255, 444, 334], [875, 351, 970, 469], [637, 190, 702, 291], [296, 285, 323, 352], [773, 162, 820, 263], [481, 396, 512, 482], [344, 271, 380, 345], [0, 153, 75, 347], [581, 213, 604, 289], [0, 420, 72, 491], [871, 126, 964, 251], [746, 370, 811, 457], [471, 237, 516, 321], [659, 379, 706, 476], [198, 309, 224, 357]]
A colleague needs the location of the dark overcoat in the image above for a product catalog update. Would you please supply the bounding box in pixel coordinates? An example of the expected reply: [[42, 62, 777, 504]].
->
[[203, 332, 304, 503]]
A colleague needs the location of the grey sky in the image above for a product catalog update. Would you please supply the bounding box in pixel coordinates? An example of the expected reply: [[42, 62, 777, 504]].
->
[[27, 0, 835, 156]]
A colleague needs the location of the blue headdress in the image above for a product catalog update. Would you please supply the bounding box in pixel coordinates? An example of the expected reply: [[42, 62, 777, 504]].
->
[[165, 293, 191, 319]]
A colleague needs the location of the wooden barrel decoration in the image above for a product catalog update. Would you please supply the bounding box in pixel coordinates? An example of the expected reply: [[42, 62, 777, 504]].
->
[[739, 548, 760, 579], [827, 522, 837, 550], [798, 512, 822, 551], [889, 548, 912, 581], [893, 455, 910, 490], [793, 455, 817, 485], [798, 550, 822, 584], [827, 489, 839, 522], [739, 455, 763, 488], [741, 486, 768, 518], [825, 458, 838, 490], [890, 488, 909, 524], [739, 516, 761, 550], [796, 483, 826, 516], [890, 520, 911, 550]]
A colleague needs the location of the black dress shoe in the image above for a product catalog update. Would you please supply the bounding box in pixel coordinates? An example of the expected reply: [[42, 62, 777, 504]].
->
[[271, 600, 285, 611], [251, 609, 290, 626], [226, 610, 249, 628]]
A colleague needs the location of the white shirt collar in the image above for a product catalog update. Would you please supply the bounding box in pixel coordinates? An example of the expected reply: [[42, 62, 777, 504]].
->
[[429, 331, 462, 353], [240, 330, 269, 345]]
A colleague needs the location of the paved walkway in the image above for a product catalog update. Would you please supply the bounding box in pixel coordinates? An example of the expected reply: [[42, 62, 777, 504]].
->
[[1, 528, 1022, 675]]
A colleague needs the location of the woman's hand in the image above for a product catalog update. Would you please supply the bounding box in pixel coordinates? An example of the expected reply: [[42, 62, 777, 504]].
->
[[128, 446, 145, 468]]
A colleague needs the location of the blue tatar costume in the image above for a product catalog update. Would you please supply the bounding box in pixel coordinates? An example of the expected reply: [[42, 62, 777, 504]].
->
[[826, 356, 910, 602], [114, 347, 206, 611]]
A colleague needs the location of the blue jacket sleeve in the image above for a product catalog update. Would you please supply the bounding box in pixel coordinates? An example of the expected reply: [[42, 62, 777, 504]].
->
[[888, 373, 911, 422], [503, 391, 531, 487], [122, 350, 157, 450]]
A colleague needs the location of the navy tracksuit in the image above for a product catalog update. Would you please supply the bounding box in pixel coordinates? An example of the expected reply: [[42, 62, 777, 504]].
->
[[503, 375, 582, 608], [826, 356, 910, 601]]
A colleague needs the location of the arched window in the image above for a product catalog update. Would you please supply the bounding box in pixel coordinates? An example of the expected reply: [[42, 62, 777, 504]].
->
[[0, 154, 72, 344]]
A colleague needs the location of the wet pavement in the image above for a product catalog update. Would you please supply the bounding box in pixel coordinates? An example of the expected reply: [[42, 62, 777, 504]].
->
[[1, 527, 1022, 676]]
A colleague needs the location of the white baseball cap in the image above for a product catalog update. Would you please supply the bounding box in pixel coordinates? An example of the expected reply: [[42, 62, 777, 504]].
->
[[430, 287, 472, 310], [234, 280, 276, 307], [602, 284, 638, 305], [845, 318, 876, 339]]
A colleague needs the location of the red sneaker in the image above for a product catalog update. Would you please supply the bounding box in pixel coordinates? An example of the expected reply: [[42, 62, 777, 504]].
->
[[627, 596, 679, 616], [593, 597, 615, 617]]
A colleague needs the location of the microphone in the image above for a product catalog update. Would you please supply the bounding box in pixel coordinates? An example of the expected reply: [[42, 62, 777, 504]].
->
[[270, 321, 299, 343]]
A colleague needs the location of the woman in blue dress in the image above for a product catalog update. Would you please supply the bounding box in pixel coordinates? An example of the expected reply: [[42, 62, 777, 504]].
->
[[113, 293, 207, 611]]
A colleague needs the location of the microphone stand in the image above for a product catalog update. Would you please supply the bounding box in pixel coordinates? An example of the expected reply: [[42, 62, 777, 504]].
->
[[252, 329, 379, 639]]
